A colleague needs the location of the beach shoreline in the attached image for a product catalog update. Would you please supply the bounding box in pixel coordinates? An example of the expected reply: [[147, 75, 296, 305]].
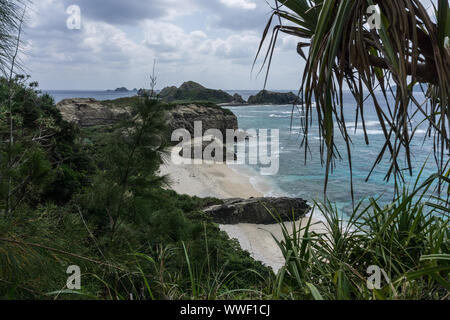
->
[[158, 152, 327, 273]]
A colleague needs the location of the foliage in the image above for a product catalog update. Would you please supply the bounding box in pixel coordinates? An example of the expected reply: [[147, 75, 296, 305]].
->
[[257, 0, 450, 195], [0, 0, 27, 75], [0, 77, 92, 213], [0, 79, 270, 299]]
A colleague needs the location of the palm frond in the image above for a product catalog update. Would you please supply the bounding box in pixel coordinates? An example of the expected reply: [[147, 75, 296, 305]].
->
[[257, 0, 450, 197]]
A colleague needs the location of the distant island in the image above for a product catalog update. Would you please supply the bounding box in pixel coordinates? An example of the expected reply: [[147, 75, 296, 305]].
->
[[247, 90, 299, 105], [158, 81, 240, 104], [105, 81, 299, 105], [136, 81, 299, 106], [106, 87, 137, 92]]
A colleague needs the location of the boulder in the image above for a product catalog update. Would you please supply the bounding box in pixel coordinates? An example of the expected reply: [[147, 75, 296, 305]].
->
[[176, 136, 237, 162], [167, 104, 239, 161], [57, 98, 131, 127], [166, 104, 238, 140], [203, 197, 310, 224]]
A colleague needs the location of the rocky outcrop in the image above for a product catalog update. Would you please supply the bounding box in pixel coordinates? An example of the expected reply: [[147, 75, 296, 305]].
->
[[166, 103, 238, 139], [159, 81, 235, 104], [57, 97, 238, 138], [203, 197, 310, 224], [248, 90, 299, 105], [232, 93, 246, 104], [57, 98, 131, 127], [167, 103, 239, 161]]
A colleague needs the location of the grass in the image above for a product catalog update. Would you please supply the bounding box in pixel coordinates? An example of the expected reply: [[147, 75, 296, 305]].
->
[[35, 172, 449, 301], [269, 173, 449, 300]]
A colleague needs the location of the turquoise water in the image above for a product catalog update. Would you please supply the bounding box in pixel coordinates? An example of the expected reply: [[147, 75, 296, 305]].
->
[[225, 91, 446, 216]]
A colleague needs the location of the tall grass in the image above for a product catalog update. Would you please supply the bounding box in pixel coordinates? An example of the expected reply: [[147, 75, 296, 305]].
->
[[271, 173, 449, 300]]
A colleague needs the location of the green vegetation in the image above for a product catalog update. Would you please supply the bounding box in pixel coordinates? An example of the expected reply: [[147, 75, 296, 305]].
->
[[0, 0, 448, 301], [1, 77, 447, 300], [271, 174, 449, 300], [0, 78, 270, 299]]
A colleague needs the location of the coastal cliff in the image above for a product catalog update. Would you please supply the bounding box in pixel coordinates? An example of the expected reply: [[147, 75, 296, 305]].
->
[[165, 103, 238, 138], [57, 98, 132, 127], [57, 98, 238, 137]]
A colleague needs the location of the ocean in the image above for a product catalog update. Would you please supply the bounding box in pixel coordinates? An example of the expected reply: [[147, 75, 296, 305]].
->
[[44, 89, 446, 218]]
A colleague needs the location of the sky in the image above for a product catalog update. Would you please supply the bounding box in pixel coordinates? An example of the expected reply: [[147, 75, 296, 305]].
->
[[21, 0, 305, 91]]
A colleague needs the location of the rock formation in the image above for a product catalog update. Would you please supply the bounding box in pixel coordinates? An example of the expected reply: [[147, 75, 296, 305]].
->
[[159, 81, 235, 104], [203, 197, 310, 224], [247, 90, 299, 105], [57, 98, 131, 127], [166, 103, 238, 139], [232, 93, 246, 104]]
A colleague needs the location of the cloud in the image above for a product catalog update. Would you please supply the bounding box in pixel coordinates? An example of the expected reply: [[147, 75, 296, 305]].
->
[[58, 0, 190, 25], [220, 0, 257, 10], [197, 0, 270, 31], [22, 0, 304, 90]]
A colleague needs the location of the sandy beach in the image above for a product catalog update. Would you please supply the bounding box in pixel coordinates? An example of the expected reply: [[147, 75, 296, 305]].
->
[[159, 151, 327, 273]]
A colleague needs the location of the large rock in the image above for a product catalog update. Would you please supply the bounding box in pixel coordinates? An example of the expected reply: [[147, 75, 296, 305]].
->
[[175, 136, 237, 162], [203, 197, 310, 224], [232, 93, 246, 104], [248, 90, 299, 105], [57, 98, 131, 127], [166, 103, 238, 140], [160, 81, 235, 104]]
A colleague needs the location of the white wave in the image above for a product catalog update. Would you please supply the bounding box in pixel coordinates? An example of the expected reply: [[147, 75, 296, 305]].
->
[[346, 120, 381, 129], [352, 129, 384, 135], [269, 114, 291, 118]]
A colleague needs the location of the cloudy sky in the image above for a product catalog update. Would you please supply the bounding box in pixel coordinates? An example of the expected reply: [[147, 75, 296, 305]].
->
[[21, 0, 304, 90]]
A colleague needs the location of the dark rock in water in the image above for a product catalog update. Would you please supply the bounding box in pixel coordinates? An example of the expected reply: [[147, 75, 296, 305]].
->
[[232, 93, 246, 104], [159, 81, 235, 104], [114, 87, 130, 92], [203, 197, 310, 225], [217, 93, 247, 106], [247, 90, 299, 105]]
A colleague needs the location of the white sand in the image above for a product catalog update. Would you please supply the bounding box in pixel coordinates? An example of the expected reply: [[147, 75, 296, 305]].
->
[[158, 151, 327, 273]]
